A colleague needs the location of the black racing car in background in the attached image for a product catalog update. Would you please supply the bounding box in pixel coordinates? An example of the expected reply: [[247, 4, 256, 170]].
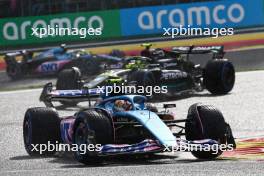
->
[[131, 45, 235, 96], [45, 45, 235, 106], [4, 45, 125, 80]]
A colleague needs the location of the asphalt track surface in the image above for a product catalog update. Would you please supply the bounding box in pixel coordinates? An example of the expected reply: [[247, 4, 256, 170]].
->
[[0, 70, 264, 176]]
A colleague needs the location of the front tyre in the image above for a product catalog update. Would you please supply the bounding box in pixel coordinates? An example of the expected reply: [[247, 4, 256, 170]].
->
[[23, 107, 61, 156], [185, 103, 231, 159], [56, 67, 82, 106], [203, 59, 235, 95], [73, 109, 113, 165], [56, 67, 82, 90]]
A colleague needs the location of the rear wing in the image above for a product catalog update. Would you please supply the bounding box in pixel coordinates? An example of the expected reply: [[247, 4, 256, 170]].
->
[[4, 50, 34, 65], [4, 52, 25, 65], [39, 83, 102, 107], [171, 46, 225, 59], [5, 51, 24, 57]]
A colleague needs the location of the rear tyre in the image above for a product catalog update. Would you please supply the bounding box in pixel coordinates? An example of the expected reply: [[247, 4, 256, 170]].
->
[[73, 109, 113, 165], [23, 107, 61, 156], [5, 56, 23, 80], [56, 67, 82, 106], [185, 103, 228, 159], [203, 59, 235, 95]]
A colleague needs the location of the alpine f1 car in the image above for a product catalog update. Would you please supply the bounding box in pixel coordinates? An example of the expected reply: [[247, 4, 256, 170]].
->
[[54, 45, 235, 105], [24, 93, 236, 165], [4, 45, 124, 80]]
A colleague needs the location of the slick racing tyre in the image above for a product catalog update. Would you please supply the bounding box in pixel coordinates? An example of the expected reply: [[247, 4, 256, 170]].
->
[[56, 67, 82, 106], [56, 67, 82, 90], [185, 103, 230, 159], [5, 56, 23, 80], [23, 107, 61, 156], [73, 109, 113, 165], [203, 59, 235, 95]]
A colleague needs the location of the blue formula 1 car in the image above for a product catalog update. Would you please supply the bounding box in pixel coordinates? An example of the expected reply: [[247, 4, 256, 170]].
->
[[4, 45, 124, 80], [24, 89, 236, 165]]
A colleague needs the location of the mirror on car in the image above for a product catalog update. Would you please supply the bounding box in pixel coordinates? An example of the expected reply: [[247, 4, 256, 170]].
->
[[163, 104, 176, 109]]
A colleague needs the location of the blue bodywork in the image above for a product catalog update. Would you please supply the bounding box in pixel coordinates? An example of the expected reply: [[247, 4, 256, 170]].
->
[[6, 46, 124, 76], [34, 47, 78, 61], [53, 90, 220, 155], [97, 95, 177, 147]]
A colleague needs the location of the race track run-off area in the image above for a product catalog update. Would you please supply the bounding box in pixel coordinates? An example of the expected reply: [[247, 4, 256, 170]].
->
[[0, 71, 264, 176]]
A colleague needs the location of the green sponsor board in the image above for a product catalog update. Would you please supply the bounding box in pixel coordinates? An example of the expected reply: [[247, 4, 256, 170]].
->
[[0, 10, 121, 46]]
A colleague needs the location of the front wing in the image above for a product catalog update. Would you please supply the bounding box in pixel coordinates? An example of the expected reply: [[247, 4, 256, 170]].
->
[[39, 82, 102, 107], [98, 138, 219, 156]]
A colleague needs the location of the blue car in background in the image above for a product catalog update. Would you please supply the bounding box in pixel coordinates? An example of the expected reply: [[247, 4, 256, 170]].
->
[[4, 45, 124, 80]]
